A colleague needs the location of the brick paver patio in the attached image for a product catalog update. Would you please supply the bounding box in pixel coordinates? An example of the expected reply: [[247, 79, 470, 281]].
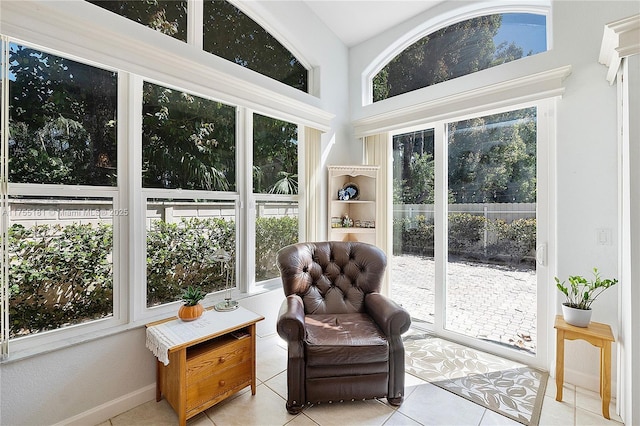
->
[[391, 254, 537, 353]]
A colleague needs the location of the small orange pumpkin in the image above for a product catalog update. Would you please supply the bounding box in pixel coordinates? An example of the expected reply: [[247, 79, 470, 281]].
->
[[178, 303, 204, 321]]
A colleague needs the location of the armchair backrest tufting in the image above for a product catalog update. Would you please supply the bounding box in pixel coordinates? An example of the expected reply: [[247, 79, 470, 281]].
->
[[276, 241, 387, 315]]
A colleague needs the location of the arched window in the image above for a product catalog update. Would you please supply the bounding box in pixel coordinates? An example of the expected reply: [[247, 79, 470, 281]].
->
[[373, 13, 547, 102]]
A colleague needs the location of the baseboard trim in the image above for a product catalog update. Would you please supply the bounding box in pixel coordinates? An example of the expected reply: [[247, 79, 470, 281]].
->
[[53, 384, 156, 426], [563, 367, 618, 398]]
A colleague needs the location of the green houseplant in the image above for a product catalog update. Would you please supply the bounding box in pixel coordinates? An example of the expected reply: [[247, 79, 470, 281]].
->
[[555, 268, 618, 327], [178, 286, 206, 321]]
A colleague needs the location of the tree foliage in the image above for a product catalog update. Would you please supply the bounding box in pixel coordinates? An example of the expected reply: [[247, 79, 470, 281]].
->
[[142, 82, 236, 190], [8, 44, 118, 185], [393, 129, 436, 204], [448, 108, 537, 203], [393, 108, 536, 205], [374, 14, 531, 101], [87, 0, 188, 41], [253, 114, 298, 194], [203, 0, 307, 92]]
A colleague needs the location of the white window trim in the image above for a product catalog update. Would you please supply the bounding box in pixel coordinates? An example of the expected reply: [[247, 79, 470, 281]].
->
[[0, 0, 333, 132], [354, 65, 571, 138], [599, 14, 640, 85]]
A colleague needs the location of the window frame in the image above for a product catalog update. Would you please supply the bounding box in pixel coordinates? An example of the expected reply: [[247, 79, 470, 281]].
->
[[5, 185, 126, 354], [1, 39, 127, 355], [244, 110, 303, 292], [2, 34, 310, 362]]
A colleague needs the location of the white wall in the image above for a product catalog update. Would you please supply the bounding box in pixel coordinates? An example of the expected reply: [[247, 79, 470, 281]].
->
[[0, 1, 350, 425], [348, 0, 639, 394], [551, 0, 629, 392]]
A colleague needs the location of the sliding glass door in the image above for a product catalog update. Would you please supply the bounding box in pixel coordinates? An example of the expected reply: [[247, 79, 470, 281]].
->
[[391, 128, 436, 325], [445, 108, 538, 353], [390, 103, 551, 366]]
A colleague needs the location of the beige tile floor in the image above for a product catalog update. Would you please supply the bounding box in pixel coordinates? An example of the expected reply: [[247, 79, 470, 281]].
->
[[99, 330, 625, 426]]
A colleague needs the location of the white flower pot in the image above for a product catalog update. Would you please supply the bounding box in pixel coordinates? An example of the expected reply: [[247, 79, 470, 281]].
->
[[562, 303, 592, 327]]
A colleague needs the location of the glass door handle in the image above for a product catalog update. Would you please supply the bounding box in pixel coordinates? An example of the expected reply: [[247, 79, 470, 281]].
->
[[536, 243, 547, 266]]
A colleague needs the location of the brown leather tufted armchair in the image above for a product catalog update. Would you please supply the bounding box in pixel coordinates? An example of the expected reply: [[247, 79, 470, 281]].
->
[[276, 241, 411, 414]]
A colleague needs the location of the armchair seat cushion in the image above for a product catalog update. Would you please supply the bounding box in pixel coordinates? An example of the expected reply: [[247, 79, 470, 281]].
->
[[305, 313, 389, 366]]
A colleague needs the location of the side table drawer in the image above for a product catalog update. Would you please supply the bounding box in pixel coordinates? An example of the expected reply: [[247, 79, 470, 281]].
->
[[186, 360, 252, 412], [187, 336, 251, 382]]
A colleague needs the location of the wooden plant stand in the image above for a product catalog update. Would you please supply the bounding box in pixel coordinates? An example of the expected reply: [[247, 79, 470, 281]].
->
[[554, 315, 614, 419]]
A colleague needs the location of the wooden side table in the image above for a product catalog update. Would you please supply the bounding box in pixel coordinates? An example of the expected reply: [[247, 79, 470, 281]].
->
[[146, 307, 264, 426], [554, 315, 615, 419]]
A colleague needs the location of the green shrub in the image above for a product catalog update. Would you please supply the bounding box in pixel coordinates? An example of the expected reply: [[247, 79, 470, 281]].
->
[[8, 223, 113, 338], [448, 213, 486, 254], [394, 212, 536, 265], [146, 217, 235, 307], [394, 215, 434, 256], [8, 214, 298, 337], [255, 216, 299, 281], [491, 217, 537, 263]]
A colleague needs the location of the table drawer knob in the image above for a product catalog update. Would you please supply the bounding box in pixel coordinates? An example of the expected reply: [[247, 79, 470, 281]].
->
[[219, 357, 226, 363], [219, 380, 226, 387]]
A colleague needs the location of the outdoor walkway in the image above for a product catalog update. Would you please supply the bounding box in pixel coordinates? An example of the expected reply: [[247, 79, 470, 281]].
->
[[391, 254, 537, 353]]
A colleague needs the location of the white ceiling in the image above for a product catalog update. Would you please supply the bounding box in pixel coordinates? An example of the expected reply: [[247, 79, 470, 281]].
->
[[302, 0, 443, 47]]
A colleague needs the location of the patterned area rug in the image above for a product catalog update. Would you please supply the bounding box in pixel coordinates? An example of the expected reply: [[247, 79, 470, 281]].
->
[[404, 333, 548, 426]]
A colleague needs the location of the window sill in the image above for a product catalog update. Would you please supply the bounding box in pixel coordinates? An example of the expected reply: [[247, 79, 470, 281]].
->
[[1, 285, 282, 364]]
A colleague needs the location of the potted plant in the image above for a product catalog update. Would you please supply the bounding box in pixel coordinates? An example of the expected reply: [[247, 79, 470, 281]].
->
[[555, 267, 618, 327], [178, 285, 206, 321]]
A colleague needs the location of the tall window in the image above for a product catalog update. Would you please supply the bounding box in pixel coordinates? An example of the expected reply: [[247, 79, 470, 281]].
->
[[252, 114, 299, 283], [4, 43, 118, 338], [142, 82, 237, 307], [373, 13, 547, 102]]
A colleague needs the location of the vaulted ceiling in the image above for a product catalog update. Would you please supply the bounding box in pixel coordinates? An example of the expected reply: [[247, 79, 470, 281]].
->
[[302, 0, 443, 46]]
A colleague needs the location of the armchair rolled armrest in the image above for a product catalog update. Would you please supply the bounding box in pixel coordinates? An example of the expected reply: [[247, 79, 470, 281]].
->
[[365, 293, 411, 337], [277, 294, 306, 342]]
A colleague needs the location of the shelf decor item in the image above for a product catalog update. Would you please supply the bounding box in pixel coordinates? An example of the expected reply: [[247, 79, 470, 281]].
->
[[340, 182, 359, 200], [178, 286, 205, 321], [327, 165, 379, 246], [212, 248, 239, 312], [555, 267, 618, 327]]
